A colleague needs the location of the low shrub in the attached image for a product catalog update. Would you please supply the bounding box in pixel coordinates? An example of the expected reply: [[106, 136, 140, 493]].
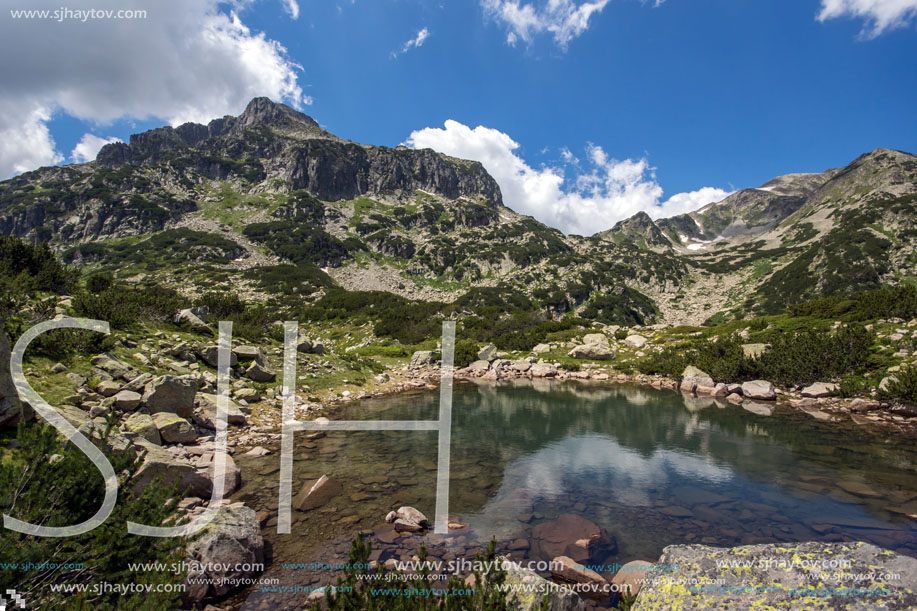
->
[[638, 324, 874, 386], [454, 339, 479, 368], [879, 364, 917, 404], [0, 422, 184, 609]]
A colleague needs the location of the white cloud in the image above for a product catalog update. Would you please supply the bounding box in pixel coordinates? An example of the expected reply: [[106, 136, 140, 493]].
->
[[0, 103, 62, 176], [481, 0, 611, 49], [817, 0, 917, 37], [0, 0, 306, 178], [281, 0, 300, 19], [405, 120, 730, 235], [392, 27, 430, 58], [71, 133, 123, 163]]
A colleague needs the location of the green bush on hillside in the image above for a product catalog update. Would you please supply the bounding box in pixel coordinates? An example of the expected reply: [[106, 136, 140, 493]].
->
[[787, 285, 917, 321], [0, 422, 184, 609], [454, 339, 479, 368], [638, 324, 874, 386], [879, 364, 917, 404]]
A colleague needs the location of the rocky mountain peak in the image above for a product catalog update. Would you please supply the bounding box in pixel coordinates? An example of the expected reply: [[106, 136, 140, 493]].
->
[[235, 97, 324, 135]]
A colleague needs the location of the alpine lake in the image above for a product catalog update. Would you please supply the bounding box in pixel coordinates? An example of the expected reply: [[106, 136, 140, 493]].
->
[[229, 380, 917, 609]]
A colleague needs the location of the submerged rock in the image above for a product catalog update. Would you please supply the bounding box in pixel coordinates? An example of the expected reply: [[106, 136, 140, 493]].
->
[[294, 474, 342, 511], [531, 514, 616, 564]]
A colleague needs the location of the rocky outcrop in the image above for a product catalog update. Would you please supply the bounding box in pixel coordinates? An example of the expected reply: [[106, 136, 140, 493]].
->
[[633, 541, 917, 610]]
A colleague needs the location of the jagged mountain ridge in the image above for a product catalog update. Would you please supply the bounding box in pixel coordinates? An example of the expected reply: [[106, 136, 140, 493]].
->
[[0, 98, 670, 327], [1, 98, 914, 326]]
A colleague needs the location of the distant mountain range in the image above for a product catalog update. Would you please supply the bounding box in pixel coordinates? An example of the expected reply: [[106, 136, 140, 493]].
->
[[2, 98, 914, 326]]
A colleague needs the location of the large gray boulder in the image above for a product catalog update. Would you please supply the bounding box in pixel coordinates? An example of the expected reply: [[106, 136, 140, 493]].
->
[[123, 412, 161, 445], [143, 375, 197, 417], [567, 334, 616, 360], [112, 389, 142, 411], [174, 308, 213, 336], [232, 345, 262, 362], [293, 474, 342, 511], [244, 361, 276, 383], [152, 412, 198, 444], [801, 382, 838, 398], [132, 440, 211, 498], [624, 334, 648, 349], [478, 344, 498, 362], [530, 363, 558, 378], [197, 345, 238, 369], [196, 451, 242, 496], [468, 360, 491, 375], [681, 365, 714, 391], [194, 393, 247, 427], [184, 505, 264, 601], [741, 380, 776, 401], [633, 541, 917, 610], [410, 350, 434, 368], [90, 354, 131, 379]]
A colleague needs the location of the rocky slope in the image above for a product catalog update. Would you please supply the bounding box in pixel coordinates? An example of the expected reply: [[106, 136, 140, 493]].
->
[[609, 148, 917, 321], [1, 98, 915, 326]]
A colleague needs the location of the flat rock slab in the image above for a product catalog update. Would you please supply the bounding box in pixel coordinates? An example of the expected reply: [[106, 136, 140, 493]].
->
[[633, 541, 917, 610], [836, 480, 883, 498]]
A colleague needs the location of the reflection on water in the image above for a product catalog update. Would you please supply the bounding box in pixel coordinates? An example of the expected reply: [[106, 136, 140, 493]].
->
[[233, 380, 917, 609]]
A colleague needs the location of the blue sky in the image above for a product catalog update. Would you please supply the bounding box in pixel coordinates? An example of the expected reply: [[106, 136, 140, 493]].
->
[[2, 0, 916, 233]]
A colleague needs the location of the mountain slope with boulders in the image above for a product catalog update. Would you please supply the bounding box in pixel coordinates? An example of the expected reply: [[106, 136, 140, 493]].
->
[[1, 97, 915, 326]]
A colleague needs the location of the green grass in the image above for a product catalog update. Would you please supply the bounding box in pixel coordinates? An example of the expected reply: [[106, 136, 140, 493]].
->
[[197, 183, 287, 227]]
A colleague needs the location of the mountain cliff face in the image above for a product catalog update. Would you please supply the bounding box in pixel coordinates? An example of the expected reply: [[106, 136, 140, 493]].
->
[[1, 98, 914, 327]]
